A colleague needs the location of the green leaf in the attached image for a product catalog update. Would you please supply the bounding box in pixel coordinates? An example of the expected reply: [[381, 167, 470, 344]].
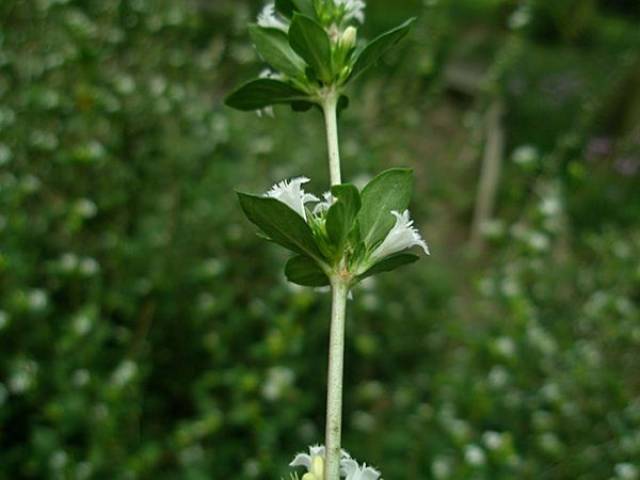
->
[[291, 0, 316, 18], [272, 0, 316, 19], [358, 253, 419, 280], [289, 14, 333, 83], [358, 168, 413, 248], [285, 255, 330, 287], [349, 17, 416, 80], [237, 193, 324, 261], [249, 25, 306, 79], [326, 184, 361, 251], [225, 79, 310, 111], [291, 100, 315, 112], [275, 0, 295, 17]]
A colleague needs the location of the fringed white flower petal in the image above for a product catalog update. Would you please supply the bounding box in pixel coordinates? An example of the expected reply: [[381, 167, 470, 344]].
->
[[370, 210, 429, 263], [290, 453, 312, 469], [288, 445, 379, 480], [341, 459, 382, 480], [335, 0, 366, 24], [313, 191, 333, 215], [265, 177, 319, 221]]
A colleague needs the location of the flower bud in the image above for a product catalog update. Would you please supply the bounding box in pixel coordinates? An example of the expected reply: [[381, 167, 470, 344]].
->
[[340, 26, 357, 50], [311, 456, 324, 478]]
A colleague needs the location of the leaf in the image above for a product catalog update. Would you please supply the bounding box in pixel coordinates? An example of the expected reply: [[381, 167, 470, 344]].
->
[[275, 0, 295, 17], [285, 255, 330, 287], [249, 25, 306, 79], [358, 253, 419, 280], [289, 14, 333, 83], [237, 193, 324, 261], [358, 168, 413, 248], [225, 79, 310, 111], [291, 0, 316, 18], [349, 17, 416, 80], [326, 184, 361, 251], [290, 100, 315, 112]]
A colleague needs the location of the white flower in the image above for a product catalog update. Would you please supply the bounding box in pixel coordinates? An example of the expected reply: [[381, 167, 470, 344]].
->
[[464, 444, 486, 466], [369, 210, 429, 263], [266, 177, 319, 221], [341, 459, 381, 480], [290, 445, 352, 480], [312, 191, 333, 215], [290, 445, 327, 480], [257, 2, 289, 31], [335, 0, 366, 24]]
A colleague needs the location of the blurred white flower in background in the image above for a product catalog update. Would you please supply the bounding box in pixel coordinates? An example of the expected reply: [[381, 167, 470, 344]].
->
[[262, 366, 295, 401], [512, 144, 539, 167], [482, 431, 504, 450], [0, 310, 8, 330], [74, 198, 98, 218], [615, 463, 639, 480], [79, 257, 100, 276], [464, 444, 486, 466], [508, 5, 531, 30], [111, 360, 137, 387], [27, 289, 48, 312], [432, 456, 452, 479]]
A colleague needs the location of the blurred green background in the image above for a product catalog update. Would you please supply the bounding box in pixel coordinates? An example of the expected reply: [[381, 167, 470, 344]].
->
[[1, 0, 640, 478]]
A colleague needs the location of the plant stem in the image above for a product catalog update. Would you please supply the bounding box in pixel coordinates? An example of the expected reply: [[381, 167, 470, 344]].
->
[[324, 277, 349, 480], [322, 92, 342, 186]]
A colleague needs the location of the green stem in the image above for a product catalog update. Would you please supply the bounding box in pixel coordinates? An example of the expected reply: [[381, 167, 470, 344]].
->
[[322, 92, 342, 186], [324, 277, 349, 480]]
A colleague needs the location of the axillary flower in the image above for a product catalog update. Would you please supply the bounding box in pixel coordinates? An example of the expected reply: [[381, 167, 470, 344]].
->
[[289, 445, 334, 479], [369, 210, 430, 264], [341, 458, 382, 480], [265, 177, 319, 221], [289, 445, 381, 480]]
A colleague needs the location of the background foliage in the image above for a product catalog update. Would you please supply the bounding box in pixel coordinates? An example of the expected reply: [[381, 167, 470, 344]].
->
[[1, 0, 639, 478]]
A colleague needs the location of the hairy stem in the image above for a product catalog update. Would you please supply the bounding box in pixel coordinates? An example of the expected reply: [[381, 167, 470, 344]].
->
[[322, 92, 342, 186], [324, 277, 349, 480]]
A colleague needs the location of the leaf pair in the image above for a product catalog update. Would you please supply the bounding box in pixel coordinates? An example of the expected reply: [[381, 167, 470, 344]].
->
[[237, 168, 422, 288], [225, 15, 417, 113]]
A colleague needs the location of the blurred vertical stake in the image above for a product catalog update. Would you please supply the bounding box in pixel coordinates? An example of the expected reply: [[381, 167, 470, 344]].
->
[[470, 99, 505, 251]]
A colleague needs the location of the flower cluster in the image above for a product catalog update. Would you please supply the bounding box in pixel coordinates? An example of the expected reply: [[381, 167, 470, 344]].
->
[[289, 445, 382, 480], [258, 0, 366, 32], [226, 0, 415, 114], [256, 174, 429, 283]]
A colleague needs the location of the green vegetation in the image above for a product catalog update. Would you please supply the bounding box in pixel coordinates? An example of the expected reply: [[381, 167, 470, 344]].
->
[[1, 0, 639, 479]]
